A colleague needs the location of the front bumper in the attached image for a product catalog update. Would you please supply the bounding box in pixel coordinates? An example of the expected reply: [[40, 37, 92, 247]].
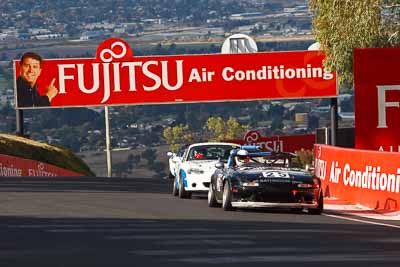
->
[[231, 201, 318, 209], [184, 173, 212, 191], [230, 184, 320, 208]]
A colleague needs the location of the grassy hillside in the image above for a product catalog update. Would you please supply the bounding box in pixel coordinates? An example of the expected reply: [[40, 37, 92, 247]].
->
[[0, 133, 95, 176]]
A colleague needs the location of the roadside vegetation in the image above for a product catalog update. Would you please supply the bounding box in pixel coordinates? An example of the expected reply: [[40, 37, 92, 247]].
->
[[309, 0, 400, 87], [163, 116, 247, 152]]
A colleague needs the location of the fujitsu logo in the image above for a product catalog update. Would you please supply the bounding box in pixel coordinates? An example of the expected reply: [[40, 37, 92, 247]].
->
[[57, 39, 184, 104], [377, 85, 400, 128]]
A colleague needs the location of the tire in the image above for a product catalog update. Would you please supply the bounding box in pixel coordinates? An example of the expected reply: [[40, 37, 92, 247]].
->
[[222, 180, 235, 211], [309, 190, 323, 215], [208, 184, 219, 207], [178, 174, 192, 199], [172, 176, 178, 196]]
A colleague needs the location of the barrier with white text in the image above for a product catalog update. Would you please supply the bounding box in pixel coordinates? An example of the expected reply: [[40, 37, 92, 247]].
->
[[314, 144, 400, 211], [0, 154, 84, 177]]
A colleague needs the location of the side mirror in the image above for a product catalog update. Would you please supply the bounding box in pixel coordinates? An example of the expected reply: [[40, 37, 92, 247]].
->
[[215, 162, 224, 169], [167, 152, 174, 157], [305, 164, 315, 172]]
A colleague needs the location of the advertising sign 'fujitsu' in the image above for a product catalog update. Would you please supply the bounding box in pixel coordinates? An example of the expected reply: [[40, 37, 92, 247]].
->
[[14, 38, 337, 109], [354, 48, 400, 152]]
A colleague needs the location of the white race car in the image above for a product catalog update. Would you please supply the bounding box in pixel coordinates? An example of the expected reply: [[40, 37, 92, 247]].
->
[[166, 145, 189, 179], [172, 142, 240, 198]]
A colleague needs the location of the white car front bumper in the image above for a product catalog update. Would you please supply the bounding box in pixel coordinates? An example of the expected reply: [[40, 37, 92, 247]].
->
[[182, 172, 213, 192]]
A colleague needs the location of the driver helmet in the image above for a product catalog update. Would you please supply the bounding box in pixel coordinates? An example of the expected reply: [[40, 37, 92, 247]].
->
[[194, 149, 205, 159], [235, 149, 249, 166]]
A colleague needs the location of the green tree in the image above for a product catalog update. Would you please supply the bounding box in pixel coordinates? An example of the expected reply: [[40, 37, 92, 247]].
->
[[206, 116, 247, 141], [225, 117, 247, 140], [163, 124, 194, 152], [309, 0, 400, 87], [206, 117, 225, 141]]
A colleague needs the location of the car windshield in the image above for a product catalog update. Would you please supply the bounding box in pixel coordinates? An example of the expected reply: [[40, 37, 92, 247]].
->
[[188, 145, 238, 161], [234, 155, 292, 168]]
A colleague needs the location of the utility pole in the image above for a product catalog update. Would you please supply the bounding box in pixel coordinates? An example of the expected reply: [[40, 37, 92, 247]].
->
[[105, 106, 112, 177], [15, 109, 24, 136], [330, 97, 338, 146]]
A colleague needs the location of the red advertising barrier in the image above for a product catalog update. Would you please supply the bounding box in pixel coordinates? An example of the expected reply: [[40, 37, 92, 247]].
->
[[226, 130, 315, 152], [354, 48, 400, 152], [0, 154, 84, 177], [314, 144, 400, 211], [14, 38, 337, 109]]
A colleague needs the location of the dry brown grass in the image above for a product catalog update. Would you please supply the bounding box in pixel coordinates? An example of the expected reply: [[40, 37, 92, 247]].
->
[[0, 134, 95, 176]]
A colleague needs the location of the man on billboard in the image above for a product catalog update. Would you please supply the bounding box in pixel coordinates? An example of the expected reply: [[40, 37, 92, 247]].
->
[[16, 52, 58, 108]]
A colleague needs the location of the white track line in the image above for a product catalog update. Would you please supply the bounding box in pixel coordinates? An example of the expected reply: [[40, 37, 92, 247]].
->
[[323, 214, 400, 229]]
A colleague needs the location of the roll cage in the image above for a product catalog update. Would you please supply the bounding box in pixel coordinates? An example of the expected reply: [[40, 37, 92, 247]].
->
[[227, 146, 296, 168]]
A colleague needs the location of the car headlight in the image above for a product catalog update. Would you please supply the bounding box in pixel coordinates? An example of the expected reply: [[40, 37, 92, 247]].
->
[[187, 168, 204, 174]]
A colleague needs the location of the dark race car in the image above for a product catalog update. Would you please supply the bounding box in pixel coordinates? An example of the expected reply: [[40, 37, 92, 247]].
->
[[208, 146, 323, 214]]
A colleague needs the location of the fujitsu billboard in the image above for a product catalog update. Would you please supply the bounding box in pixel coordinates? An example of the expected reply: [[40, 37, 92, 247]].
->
[[225, 130, 315, 153], [354, 48, 400, 152], [14, 38, 337, 109]]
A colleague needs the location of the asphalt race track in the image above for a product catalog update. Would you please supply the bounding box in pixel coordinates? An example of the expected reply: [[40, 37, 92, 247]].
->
[[0, 177, 399, 267]]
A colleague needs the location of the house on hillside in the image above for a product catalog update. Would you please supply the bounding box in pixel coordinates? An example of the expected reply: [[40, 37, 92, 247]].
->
[[80, 30, 111, 40]]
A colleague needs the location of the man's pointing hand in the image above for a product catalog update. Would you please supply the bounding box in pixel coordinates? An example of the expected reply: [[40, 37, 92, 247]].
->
[[46, 78, 58, 102]]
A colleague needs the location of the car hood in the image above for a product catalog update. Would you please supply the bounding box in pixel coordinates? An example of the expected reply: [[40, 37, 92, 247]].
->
[[188, 160, 218, 172]]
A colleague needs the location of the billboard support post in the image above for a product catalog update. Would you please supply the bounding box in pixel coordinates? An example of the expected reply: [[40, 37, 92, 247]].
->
[[105, 106, 112, 178], [15, 109, 24, 136], [324, 127, 329, 145], [330, 97, 338, 146], [307, 41, 338, 146]]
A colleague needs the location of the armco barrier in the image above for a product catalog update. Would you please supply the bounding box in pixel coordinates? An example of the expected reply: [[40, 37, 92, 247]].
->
[[314, 145, 400, 211], [0, 154, 83, 177]]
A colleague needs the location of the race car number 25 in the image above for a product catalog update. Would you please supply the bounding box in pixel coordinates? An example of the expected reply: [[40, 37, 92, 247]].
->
[[262, 171, 290, 178]]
